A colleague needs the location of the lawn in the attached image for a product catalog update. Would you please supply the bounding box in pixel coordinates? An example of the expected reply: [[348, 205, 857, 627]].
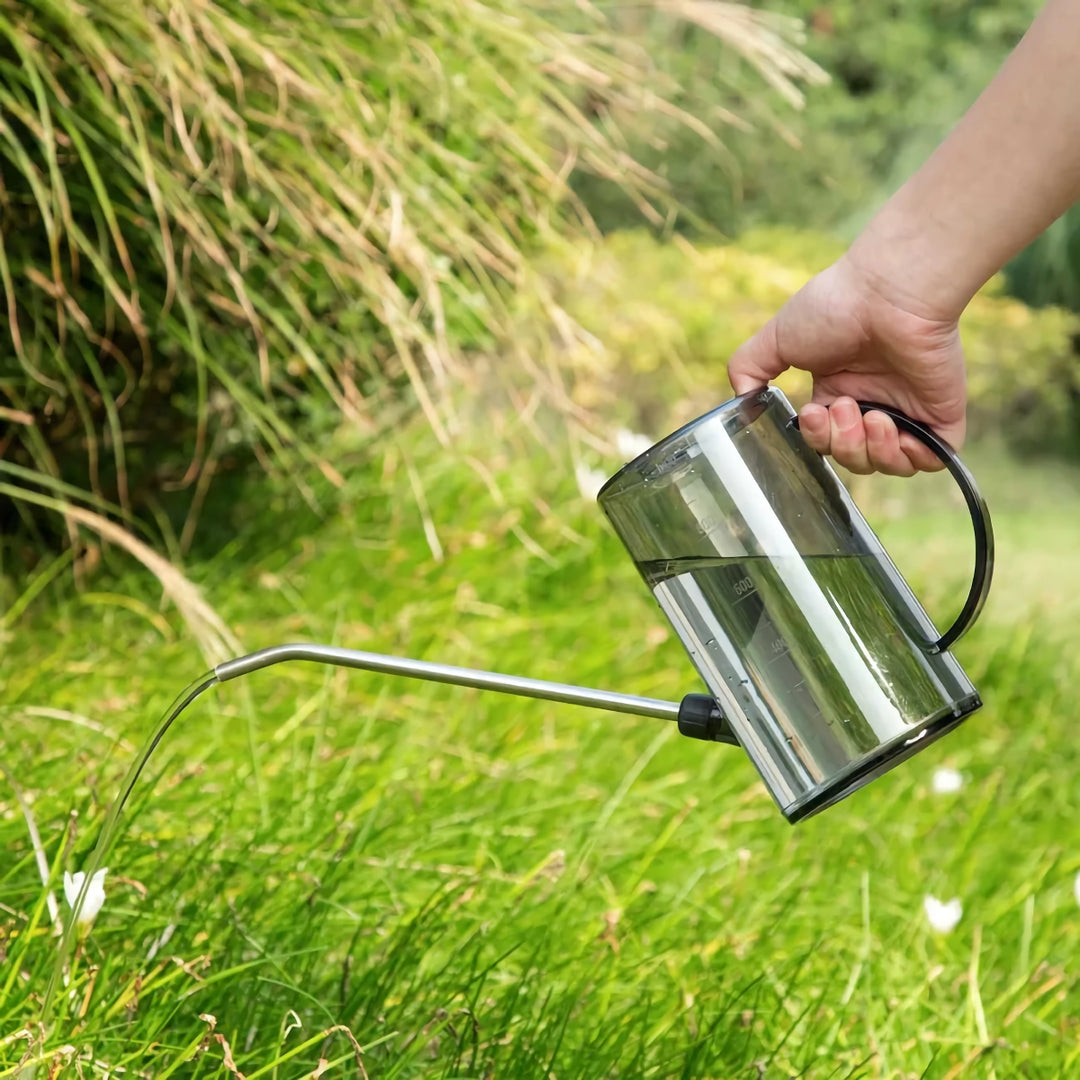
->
[[2, 417, 1078, 1079]]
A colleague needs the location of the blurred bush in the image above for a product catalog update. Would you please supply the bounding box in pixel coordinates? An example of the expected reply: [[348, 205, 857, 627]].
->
[[1005, 206, 1080, 315], [541, 228, 1080, 458], [574, 0, 1041, 237], [0, 0, 818, 561], [573, 2, 1080, 325]]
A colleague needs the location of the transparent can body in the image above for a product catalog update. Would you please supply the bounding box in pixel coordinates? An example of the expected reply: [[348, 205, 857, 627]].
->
[[598, 388, 983, 821]]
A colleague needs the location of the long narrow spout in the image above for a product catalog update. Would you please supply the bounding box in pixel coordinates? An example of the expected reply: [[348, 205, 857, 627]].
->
[[43, 644, 735, 1032], [215, 643, 683, 721]]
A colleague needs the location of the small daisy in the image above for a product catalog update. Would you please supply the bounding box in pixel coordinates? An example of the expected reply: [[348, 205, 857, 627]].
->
[[923, 895, 962, 934], [931, 767, 964, 794], [63, 867, 108, 929]]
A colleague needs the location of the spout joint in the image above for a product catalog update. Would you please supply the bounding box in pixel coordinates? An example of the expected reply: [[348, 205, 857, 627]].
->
[[676, 694, 739, 746]]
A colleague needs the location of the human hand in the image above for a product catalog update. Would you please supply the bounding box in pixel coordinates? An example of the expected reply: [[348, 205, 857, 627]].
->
[[727, 253, 968, 475]]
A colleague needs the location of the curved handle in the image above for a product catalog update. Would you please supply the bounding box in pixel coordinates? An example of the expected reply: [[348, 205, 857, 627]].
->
[[855, 400, 994, 652]]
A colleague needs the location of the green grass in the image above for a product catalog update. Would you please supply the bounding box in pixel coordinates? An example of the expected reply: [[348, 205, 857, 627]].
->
[[2, 418, 1079, 1078]]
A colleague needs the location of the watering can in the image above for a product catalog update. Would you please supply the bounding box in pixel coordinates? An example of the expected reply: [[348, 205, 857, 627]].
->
[[215, 386, 993, 824], [50, 385, 996, 1024]]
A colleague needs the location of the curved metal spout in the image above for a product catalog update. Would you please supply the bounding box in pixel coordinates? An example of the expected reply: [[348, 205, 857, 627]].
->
[[215, 643, 684, 721], [44, 644, 737, 1031]]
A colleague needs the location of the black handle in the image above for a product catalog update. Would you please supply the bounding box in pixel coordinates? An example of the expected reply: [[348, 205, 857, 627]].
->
[[855, 401, 994, 652]]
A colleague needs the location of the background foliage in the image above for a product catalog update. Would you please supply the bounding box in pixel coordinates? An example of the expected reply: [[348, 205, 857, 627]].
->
[[574, 0, 1080, 316], [575, 0, 1043, 236]]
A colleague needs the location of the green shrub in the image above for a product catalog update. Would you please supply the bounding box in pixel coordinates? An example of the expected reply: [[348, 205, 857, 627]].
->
[[540, 228, 1080, 457]]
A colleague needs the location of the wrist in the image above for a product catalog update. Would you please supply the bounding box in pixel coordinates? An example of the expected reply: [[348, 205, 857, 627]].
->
[[845, 201, 982, 325]]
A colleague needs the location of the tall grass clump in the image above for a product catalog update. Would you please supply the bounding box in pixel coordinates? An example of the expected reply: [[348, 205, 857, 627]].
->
[[0, 0, 820, 564]]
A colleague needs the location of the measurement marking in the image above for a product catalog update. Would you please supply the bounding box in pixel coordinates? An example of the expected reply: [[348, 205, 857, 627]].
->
[[765, 652, 793, 666]]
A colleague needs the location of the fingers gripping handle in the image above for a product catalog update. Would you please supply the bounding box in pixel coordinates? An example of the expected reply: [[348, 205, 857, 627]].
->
[[856, 401, 994, 652]]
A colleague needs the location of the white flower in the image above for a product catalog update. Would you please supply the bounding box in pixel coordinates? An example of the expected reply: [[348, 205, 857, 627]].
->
[[63, 867, 108, 928], [615, 429, 653, 460], [931, 767, 964, 794], [1073, 871, 1080, 907], [923, 895, 962, 934], [574, 463, 607, 501]]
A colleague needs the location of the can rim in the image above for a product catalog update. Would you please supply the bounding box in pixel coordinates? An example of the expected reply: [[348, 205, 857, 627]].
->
[[596, 385, 786, 503]]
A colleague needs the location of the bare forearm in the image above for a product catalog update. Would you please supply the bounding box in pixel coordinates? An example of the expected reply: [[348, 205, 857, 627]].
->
[[849, 0, 1080, 320]]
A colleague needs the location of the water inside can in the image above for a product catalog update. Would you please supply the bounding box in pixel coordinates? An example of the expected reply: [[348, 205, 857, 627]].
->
[[638, 552, 978, 796]]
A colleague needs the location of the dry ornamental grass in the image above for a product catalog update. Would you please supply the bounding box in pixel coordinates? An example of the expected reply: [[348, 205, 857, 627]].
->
[[0, 0, 821, 564]]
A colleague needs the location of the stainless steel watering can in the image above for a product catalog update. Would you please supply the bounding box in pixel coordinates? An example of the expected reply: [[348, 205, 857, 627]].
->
[[215, 387, 992, 824], [598, 386, 992, 820]]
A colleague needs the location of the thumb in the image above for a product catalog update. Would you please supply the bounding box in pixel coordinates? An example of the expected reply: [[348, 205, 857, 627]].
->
[[727, 319, 788, 395]]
